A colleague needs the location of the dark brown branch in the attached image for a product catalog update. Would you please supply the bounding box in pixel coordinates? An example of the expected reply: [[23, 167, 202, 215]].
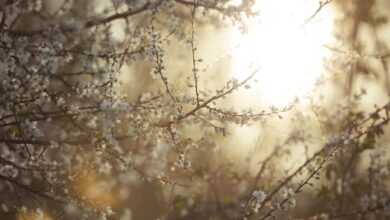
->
[[176, 69, 258, 122], [84, 2, 152, 28], [304, 0, 333, 25], [0, 174, 65, 204], [190, 0, 200, 106]]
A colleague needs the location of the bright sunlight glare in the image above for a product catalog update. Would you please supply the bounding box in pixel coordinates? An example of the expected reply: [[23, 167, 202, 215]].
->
[[231, 0, 334, 107]]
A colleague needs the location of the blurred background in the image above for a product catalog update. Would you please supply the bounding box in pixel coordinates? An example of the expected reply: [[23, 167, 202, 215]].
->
[[2, 0, 390, 219]]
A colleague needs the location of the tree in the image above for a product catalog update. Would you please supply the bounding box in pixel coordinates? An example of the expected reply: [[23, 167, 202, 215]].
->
[[0, 0, 390, 219]]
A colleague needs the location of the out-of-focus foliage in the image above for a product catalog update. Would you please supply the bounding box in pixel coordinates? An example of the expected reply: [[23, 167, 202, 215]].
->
[[0, 0, 390, 220]]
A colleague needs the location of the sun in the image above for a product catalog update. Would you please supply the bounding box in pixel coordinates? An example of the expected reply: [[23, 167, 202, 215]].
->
[[231, 0, 334, 107]]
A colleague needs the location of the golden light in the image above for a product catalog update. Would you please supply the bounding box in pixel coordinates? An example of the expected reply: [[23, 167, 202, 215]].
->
[[72, 168, 119, 209], [17, 209, 53, 220], [231, 0, 334, 106]]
